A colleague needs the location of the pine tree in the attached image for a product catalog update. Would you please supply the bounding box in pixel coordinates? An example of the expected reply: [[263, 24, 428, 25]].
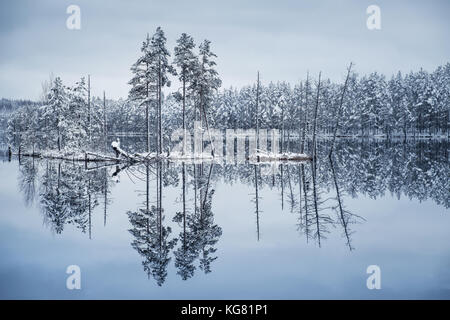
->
[[191, 40, 222, 134], [44, 77, 68, 151], [174, 33, 198, 154], [128, 34, 156, 153], [150, 27, 176, 154], [67, 77, 88, 149]]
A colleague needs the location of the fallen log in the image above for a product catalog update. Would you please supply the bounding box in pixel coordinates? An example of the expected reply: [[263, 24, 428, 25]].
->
[[15, 150, 120, 162]]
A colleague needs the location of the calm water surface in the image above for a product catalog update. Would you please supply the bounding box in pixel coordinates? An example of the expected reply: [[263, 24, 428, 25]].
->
[[0, 139, 449, 299]]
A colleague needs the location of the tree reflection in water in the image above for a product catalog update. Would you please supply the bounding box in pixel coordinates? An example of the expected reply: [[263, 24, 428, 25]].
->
[[14, 139, 449, 285]]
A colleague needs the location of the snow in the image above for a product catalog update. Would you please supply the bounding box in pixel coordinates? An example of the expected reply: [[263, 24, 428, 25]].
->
[[248, 151, 312, 163], [18, 149, 117, 162]]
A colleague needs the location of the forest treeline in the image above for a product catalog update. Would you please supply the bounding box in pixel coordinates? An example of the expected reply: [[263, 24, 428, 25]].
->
[[4, 27, 450, 154]]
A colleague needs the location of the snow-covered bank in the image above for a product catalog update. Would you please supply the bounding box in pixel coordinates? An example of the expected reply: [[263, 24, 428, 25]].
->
[[248, 151, 312, 163], [112, 141, 311, 164]]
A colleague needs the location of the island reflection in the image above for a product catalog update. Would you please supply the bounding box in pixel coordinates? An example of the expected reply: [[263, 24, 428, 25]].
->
[[14, 139, 449, 286]]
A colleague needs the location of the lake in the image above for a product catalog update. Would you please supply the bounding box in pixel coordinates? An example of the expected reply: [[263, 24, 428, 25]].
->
[[0, 138, 449, 299]]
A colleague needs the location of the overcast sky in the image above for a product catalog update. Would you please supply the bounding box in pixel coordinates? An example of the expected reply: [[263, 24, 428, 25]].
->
[[1, 0, 449, 100]]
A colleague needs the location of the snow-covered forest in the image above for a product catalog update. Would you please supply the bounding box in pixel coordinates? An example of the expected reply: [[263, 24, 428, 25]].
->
[[0, 99, 38, 147], [4, 27, 450, 156]]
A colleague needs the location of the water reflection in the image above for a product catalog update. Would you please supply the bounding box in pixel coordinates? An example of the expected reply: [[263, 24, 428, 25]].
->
[[14, 139, 449, 285], [31, 160, 113, 236]]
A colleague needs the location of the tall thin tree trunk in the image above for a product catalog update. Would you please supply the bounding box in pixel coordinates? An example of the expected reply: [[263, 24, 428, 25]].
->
[[145, 60, 150, 153], [88, 75, 91, 145], [201, 102, 214, 156], [104, 168, 108, 226], [301, 73, 309, 154], [329, 156, 352, 250], [312, 72, 321, 160], [311, 157, 320, 247], [254, 165, 260, 241], [146, 164, 150, 213], [298, 164, 302, 221], [182, 162, 186, 248], [158, 60, 162, 155], [281, 108, 284, 154], [182, 75, 186, 155], [281, 164, 284, 210], [201, 163, 214, 215], [103, 91, 108, 154], [298, 82, 303, 153], [255, 71, 260, 152], [159, 161, 162, 246], [301, 164, 309, 242], [194, 164, 197, 215], [88, 178, 92, 240], [329, 63, 352, 157]]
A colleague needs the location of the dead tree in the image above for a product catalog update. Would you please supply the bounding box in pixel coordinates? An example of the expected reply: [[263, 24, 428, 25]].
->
[[300, 73, 309, 154], [329, 155, 365, 250], [312, 72, 321, 161], [88, 75, 91, 145], [255, 71, 260, 152], [253, 165, 261, 241], [103, 91, 108, 154], [329, 63, 353, 157]]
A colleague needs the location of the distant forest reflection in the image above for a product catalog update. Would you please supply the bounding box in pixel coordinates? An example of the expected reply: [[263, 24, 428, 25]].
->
[[12, 139, 449, 285]]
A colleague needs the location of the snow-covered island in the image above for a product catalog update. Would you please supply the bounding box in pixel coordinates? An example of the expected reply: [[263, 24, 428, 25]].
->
[[3, 27, 449, 163]]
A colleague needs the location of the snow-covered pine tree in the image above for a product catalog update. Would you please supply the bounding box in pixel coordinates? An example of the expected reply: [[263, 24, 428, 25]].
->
[[44, 77, 68, 151], [191, 40, 222, 134], [387, 71, 408, 139], [431, 63, 450, 135], [66, 77, 89, 150], [6, 103, 39, 153], [174, 33, 198, 154], [128, 33, 156, 153], [150, 27, 176, 154]]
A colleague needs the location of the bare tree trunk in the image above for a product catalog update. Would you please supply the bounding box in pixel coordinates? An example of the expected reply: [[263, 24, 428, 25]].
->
[[255, 71, 260, 151], [182, 75, 186, 155], [281, 107, 284, 153], [145, 61, 150, 154], [298, 82, 303, 153], [281, 164, 284, 210], [201, 102, 214, 156], [297, 164, 302, 221], [287, 165, 295, 212], [146, 163, 149, 213], [103, 168, 108, 226], [88, 177, 92, 240], [159, 161, 162, 247], [254, 165, 260, 241], [329, 156, 352, 250], [301, 163, 309, 242], [311, 158, 320, 247], [312, 72, 321, 161], [201, 163, 214, 214], [194, 164, 197, 215], [57, 128, 61, 151], [103, 91, 108, 154], [329, 63, 352, 157], [88, 75, 91, 145], [158, 63, 162, 155], [301, 73, 309, 154], [182, 162, 186, 248]]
